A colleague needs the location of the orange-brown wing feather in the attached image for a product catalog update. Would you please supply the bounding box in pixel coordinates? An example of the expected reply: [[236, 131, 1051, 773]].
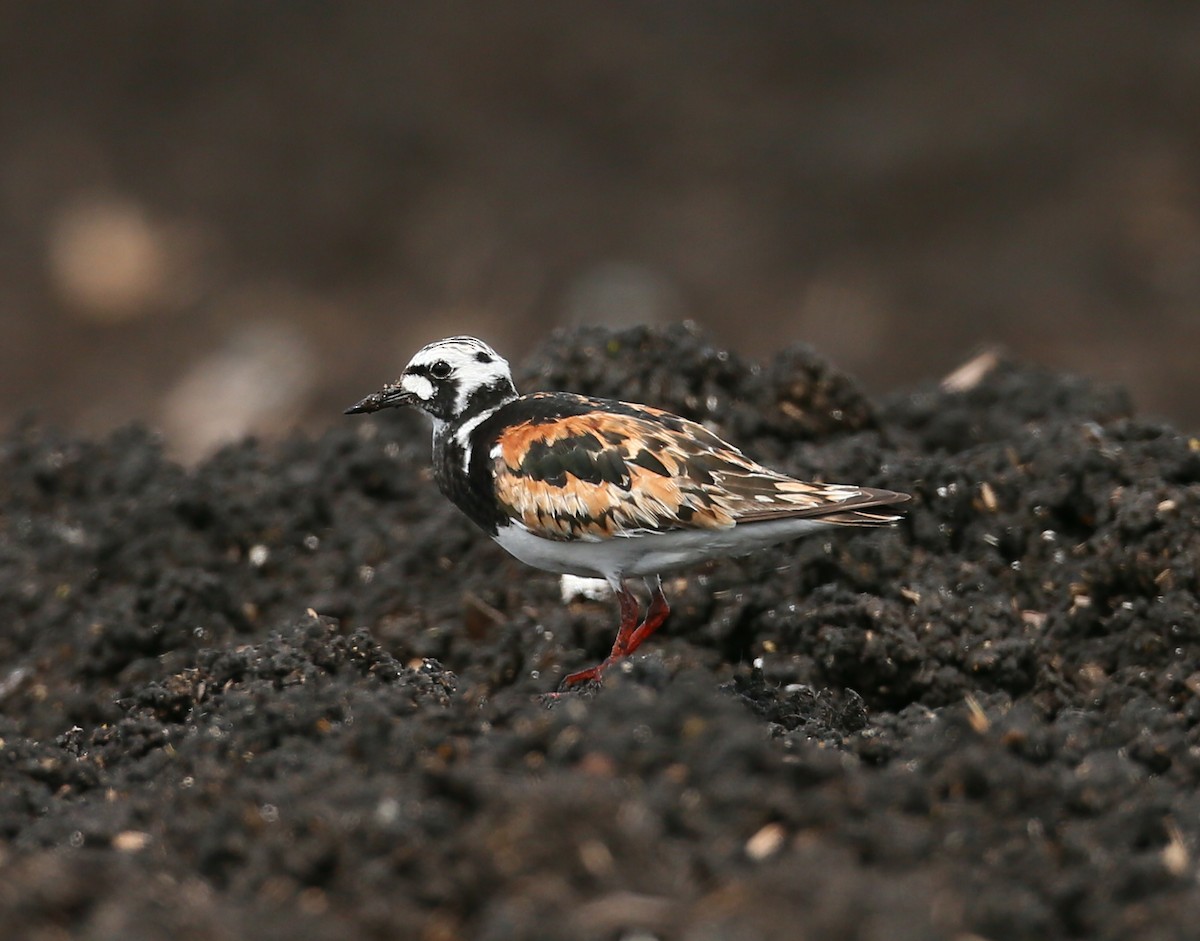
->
[[493, 412, 734, 540], [490, 405, 907, 541]]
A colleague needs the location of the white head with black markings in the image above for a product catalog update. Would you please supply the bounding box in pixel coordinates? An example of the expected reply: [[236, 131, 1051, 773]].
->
[[344, 336, 518, 431]]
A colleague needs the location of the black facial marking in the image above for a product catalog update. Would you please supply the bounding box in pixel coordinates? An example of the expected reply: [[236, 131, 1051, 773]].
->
[[475, 351, 492, 363], [427, 376, 460, 420], [464, 377, 519, 418]]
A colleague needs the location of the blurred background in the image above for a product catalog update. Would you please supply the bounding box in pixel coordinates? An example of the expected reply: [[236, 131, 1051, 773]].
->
[[3, 2, 1199, 461]]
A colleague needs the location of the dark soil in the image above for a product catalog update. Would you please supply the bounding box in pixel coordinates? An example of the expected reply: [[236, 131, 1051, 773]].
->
[[3, 323, 1200, 940]]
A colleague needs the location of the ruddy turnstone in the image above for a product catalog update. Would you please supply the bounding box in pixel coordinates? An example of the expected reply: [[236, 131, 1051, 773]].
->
[[346, 336, 909, 689]]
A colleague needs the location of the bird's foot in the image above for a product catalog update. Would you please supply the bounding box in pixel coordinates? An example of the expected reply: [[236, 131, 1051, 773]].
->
[[537, 666, 606, 703], [557, 661, 610, 691]]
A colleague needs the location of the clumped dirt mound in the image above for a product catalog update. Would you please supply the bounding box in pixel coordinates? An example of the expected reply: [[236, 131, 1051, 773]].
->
[[2, 324, 1200, 940]]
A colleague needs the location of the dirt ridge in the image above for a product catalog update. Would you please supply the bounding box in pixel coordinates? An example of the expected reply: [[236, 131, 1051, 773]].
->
[[2, 324, 1199, 940]]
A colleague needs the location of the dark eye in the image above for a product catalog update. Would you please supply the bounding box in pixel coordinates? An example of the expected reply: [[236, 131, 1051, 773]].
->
[[429, 360, 452, 380]]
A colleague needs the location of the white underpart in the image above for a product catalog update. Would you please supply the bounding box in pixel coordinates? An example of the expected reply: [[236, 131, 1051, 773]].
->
[[493, 516, 836, 580]]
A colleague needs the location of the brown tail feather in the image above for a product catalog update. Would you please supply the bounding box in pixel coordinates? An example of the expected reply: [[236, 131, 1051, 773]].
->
[[811, 489, 910, 526], [818, 507, 907, 526], [734, 486, 910, 525]]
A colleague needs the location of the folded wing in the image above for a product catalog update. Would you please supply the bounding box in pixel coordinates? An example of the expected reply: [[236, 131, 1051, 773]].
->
[[490, 396, 908, 541]]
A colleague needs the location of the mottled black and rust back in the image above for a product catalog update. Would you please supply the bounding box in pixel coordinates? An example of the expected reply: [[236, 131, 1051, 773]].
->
[[452, 392, 898, 541]]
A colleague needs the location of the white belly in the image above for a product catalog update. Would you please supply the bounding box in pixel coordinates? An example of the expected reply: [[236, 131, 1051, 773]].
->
[[492, 518, 834, 580]]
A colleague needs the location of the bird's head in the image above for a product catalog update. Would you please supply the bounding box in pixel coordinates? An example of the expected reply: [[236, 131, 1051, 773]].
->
[[345, 336, 517, 426]]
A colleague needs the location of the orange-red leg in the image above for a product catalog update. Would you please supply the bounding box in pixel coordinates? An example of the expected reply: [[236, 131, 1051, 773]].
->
[[607, 583, 642, 658], [625, 578, 670, 655], [558, 577, 670, 690]]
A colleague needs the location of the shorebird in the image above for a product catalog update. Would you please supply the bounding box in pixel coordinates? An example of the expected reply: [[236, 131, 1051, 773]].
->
[[346, 336, 909, 689]]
